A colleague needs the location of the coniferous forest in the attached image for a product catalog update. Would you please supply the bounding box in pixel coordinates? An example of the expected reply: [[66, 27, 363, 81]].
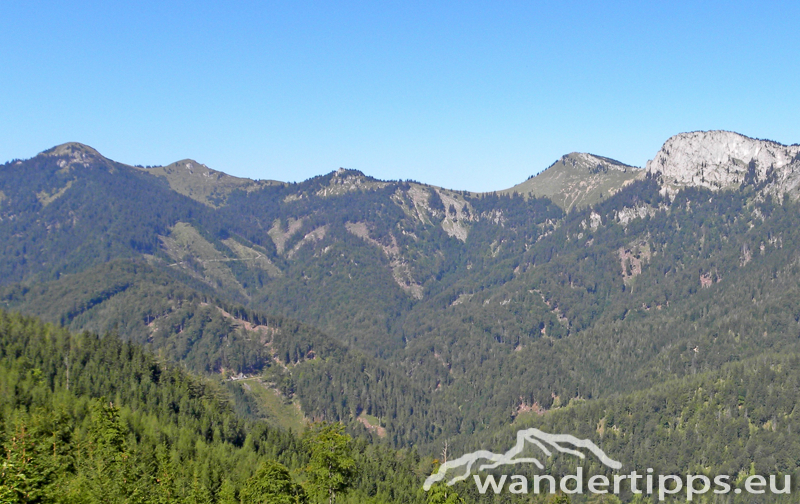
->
[[3, 137, 800, 502]]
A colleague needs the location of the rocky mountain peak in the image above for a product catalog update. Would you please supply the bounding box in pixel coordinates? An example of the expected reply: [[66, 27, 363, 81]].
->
[[40, 142, 104, 160], [556, 152, 635, 174], [646, 131, 800, 193], [161, 159, 223, 178], [315, 169, 388, 197], [37, 142, 116, 172]]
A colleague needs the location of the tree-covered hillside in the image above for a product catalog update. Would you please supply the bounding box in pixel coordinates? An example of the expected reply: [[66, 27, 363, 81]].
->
[[1, 261, 460, 448], [0, 310, 435, 503], [5, 137, 800, 502]]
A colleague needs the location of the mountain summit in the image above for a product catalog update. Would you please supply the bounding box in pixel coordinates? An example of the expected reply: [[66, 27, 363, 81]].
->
[[39, 142, 116, 171], [646, 130, 800, 196], [41, 141, 105, 159], [500, 152, 643, 210], [140, 159, 270, 207]]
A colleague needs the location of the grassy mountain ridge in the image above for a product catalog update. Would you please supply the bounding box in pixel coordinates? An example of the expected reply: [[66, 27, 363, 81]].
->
[[499, 152, 644, 210], [139, 159, 278, 207]]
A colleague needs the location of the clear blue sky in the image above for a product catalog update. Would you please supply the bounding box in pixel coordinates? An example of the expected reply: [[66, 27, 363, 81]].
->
[[2, 1, 799, 192]]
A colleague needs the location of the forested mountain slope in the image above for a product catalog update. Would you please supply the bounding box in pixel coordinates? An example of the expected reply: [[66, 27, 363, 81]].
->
[[1, 260, 459, 447], [4, 131, 800, 465], [0, 310, 432, 503], [445, 351, 800, 503], [5, 306, 799, 503]]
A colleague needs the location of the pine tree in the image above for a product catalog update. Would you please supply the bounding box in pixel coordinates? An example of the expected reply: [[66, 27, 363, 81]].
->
[[240, 460, 306, 504], [217, 478, 238, 504], [303, 423, 356, 504], [425, 482, 465, 504]]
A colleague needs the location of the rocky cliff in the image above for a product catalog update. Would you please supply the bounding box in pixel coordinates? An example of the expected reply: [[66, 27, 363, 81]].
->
[[646, 130, 800, 197]]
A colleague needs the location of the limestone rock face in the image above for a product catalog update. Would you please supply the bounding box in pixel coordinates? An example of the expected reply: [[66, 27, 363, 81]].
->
[[646, 131, 800, 195]]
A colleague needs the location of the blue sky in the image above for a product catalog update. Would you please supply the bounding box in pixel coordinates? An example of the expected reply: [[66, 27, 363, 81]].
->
[[2, 1, 798, 192]]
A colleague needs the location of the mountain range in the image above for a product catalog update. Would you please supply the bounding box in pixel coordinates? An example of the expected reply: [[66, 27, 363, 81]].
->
[[3, 130, 800, 502]]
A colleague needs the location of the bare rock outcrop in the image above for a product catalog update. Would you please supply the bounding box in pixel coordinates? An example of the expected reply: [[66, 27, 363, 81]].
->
[[646, 131, 800, 196]]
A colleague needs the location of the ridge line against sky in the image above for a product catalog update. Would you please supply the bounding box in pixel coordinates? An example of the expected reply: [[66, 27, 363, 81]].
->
[[2, 1, 799, 192]]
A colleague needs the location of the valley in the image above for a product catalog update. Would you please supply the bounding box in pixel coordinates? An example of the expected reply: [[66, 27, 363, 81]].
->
[[2, 131, 800, 502]]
